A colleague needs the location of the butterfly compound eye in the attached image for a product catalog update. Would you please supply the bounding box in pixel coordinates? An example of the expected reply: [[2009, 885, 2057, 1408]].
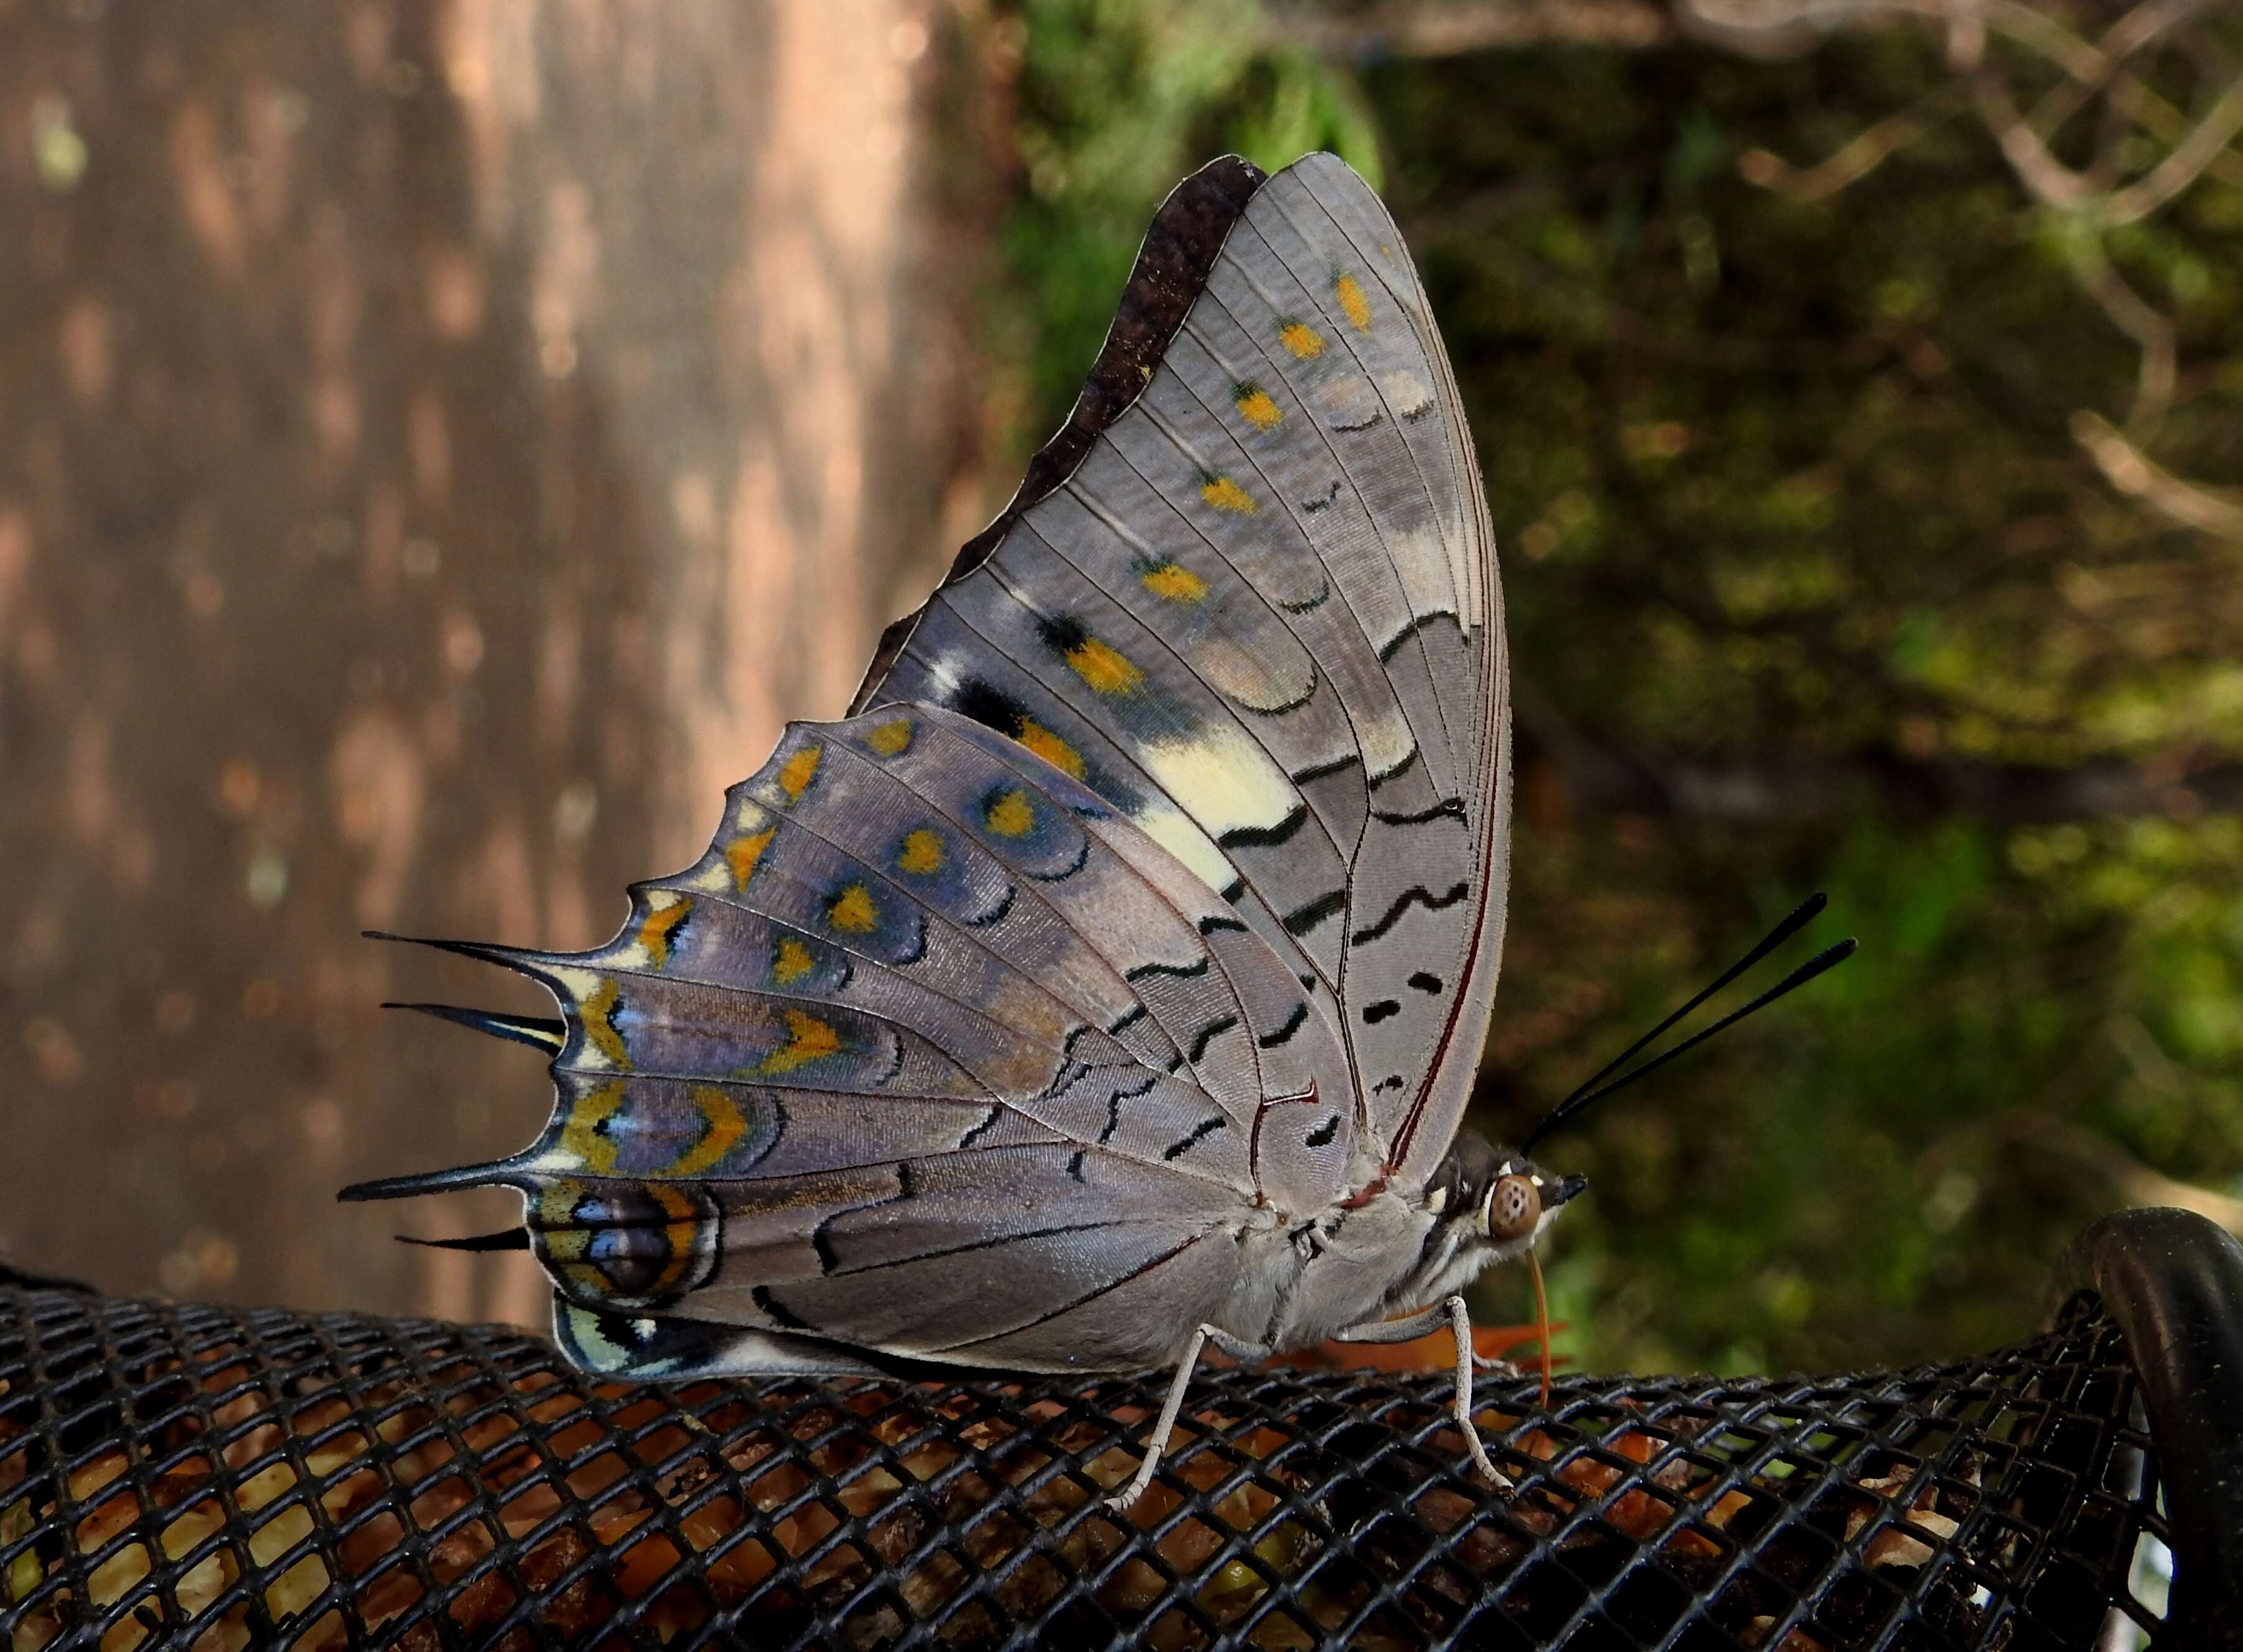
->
[[1485, 1174, 1542, 1243]]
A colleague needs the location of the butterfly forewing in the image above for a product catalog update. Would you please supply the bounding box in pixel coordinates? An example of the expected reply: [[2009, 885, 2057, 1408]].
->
[[857, 153, 1509, 1183]]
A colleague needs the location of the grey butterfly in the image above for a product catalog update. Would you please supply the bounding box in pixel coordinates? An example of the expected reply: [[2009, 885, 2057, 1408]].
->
[[346, 152, 1575, 1508]]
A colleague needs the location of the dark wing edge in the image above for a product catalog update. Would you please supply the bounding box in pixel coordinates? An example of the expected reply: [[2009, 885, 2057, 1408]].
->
[[849, 154, 1270, 716]]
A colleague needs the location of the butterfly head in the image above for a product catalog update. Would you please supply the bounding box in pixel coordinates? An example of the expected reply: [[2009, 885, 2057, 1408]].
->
[[1481, 1154, 1587, 1249], [1423, 1129, 1586, 1267]]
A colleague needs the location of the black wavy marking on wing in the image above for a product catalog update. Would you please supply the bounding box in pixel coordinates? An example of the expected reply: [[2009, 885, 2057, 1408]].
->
[[1107, 1004, 1148, 1037], [1197, 914, 1249, 937], [1237, 675, 1319, 719], [1279, 576, 1333, 613], [964, 884, 1017, 928], [1371, 797, 1466, 827], [1368, 747, 1420, 788], [1376, 610, 1461, 665], [1100, 1072, 1164, 1144], [1305, 1115, 1340, 1148], [1216, 805, 1310, 850], [1349, 882, 1473, 948], [894, 913, 930, 966], [1188, 1016, 1241, 1064], [1291, 752, 1359, 787], [957, 1105, 1007, 1149], [849, 155, 1268, 716], [1126, 955, 1212, 984], [873, 1029, 910, 1087], [1299, 481, 1341, 515], [1256, 1004, 1309, 1049], [814, 1164, 916, 1275], [1164, 1116, 1228, 1161], [754, 1285, 814, 1330], [1282, 888, 1348, 937], [1027, 835, 1093, 883]]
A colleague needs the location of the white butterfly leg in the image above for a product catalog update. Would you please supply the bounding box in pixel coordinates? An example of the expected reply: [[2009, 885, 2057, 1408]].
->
[[1333, 1295, 1514, 1493], [1106, 1324, 1274, 1513]]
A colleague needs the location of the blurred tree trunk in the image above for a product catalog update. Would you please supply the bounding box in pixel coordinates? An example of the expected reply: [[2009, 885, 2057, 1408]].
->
[[0, 0, 992, 1323]]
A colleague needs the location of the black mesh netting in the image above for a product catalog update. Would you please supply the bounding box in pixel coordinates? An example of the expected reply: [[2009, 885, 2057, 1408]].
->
[[0, 1262, 2187, 1652]]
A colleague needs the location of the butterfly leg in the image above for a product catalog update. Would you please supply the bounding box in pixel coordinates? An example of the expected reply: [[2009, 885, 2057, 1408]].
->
[[1107, 1324, 1273, 1513], [1334, 1295, 1514, 1493]]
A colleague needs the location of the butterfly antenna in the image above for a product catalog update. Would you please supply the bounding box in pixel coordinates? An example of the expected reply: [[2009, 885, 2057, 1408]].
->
[[1521, 893, 1850, 1153]]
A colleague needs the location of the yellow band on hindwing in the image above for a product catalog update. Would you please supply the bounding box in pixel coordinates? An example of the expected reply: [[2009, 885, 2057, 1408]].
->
[[578, 978, 630, 1068]]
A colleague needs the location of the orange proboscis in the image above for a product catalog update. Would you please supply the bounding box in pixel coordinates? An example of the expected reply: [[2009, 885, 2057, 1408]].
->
[[1528, 1246, 1553, 1408], [1282, 1320, 1569, 1376]]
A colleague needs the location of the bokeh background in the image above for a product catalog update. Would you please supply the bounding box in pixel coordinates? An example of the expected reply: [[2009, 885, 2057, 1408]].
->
[[4, 0, 2240, 1380]]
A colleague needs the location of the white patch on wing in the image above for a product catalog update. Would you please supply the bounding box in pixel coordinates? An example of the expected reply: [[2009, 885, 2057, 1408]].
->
[[1360, 708, 1415, 780], [1389, 524, 1458, 620], [922, 647, 969, 697], [548, 965, 607, 1005], [1317, 374, 1381, 431], [1131, 796, 1238, 897], [1138, 724, 1297, 844], [1381, 368, 1433, 419], [1195, 636, 1313, 714]]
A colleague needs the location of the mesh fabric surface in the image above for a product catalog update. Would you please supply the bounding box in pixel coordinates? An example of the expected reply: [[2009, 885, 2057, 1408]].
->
[[0, 1281, 2166, 1650]]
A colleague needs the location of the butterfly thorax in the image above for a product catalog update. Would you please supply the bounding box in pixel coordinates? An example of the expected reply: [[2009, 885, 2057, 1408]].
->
[[1212, 1129, 1581, 1353]]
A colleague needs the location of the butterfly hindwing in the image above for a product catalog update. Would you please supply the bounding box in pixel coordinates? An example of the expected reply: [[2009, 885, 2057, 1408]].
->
[[352, 705, 1357, 1367]]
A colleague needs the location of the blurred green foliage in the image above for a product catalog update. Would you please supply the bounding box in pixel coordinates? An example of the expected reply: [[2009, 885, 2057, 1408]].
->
[[1003, 4, 2243, 1376]]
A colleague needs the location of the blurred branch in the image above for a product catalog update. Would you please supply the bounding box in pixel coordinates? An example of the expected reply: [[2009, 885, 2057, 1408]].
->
[[2070, 249, 2177, 433], [1706, 0, 2243, 539], [1999, 1108, 2243, 1238], [2071, 411, 2243, 541], [1737, 84, 1967, 199], [1275, 0, 1671, 57], [1515, 685, 2243, 826]]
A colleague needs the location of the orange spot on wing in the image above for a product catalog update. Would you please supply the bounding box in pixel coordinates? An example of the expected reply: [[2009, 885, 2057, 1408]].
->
[[1065, 636, 1145, 695], [777, 744, 821, 801], [1139, 560, 1207, 605], [826, 883, 877, 933], [897, 827, 946, 875], [771, 937, 815, 987], [1335, 272, 1372, 332], [866, 719, 913, 757], [1233, 385, 1283, 431], [1016, 721, 1086, 779], [985, 789, 1036, 838], [637, 899, 691, 967], [1199, 475, 1257, 516], [761, 1008, 840, 1074], [1279, 320, 1325, 359], [726, 826, 777, 892]]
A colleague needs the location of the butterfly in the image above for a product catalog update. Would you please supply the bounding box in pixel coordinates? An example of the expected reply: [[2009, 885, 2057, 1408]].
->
[[344, 152, 1658, 1508]]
